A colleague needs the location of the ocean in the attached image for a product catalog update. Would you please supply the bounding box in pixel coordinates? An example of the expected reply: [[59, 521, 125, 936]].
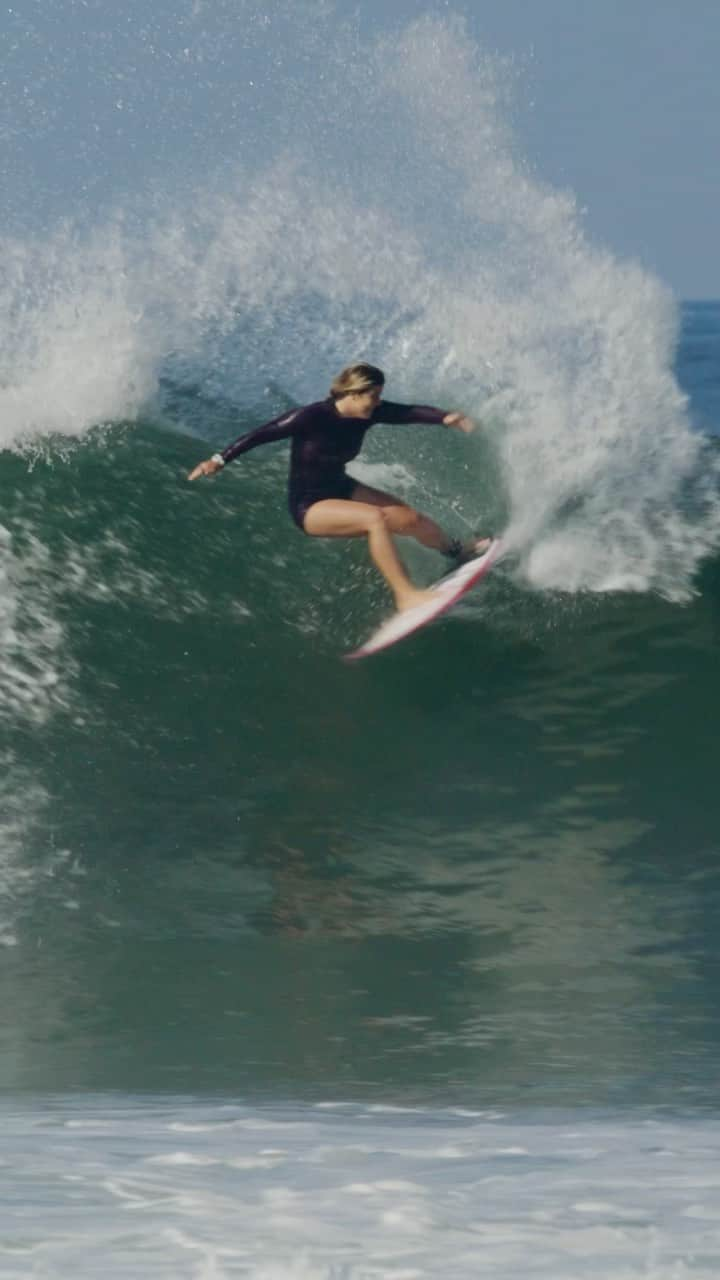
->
[[2, 7, 720, 1276]]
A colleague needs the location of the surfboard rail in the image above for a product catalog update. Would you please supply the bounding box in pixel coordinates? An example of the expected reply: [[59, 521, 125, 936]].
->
[[344, 538, 501, 661]]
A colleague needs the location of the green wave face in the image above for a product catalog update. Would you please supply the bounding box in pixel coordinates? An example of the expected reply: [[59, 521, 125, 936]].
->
[[1, 415, 718, 1103]]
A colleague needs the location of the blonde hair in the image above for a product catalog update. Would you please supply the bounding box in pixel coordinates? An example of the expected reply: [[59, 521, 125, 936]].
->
[[330, 363, 385, 401]]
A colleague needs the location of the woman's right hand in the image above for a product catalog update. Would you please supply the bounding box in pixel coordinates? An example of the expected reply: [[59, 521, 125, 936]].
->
[[188, 457, 224, 481], [443, 412, 475, 433]]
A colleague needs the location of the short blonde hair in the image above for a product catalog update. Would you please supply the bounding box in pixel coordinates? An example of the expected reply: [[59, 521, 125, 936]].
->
[[330, 363, 385, 401]]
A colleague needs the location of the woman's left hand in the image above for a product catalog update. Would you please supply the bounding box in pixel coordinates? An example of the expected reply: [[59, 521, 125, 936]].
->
[[443, 412, 475, 433]]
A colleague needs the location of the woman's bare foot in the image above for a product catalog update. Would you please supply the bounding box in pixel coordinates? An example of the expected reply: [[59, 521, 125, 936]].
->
[[395, 586, 439, 612]]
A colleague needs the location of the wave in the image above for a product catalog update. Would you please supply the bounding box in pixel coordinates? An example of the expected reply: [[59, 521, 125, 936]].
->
[[0, 417, 718, 1069], [1, 10, 719, 953]]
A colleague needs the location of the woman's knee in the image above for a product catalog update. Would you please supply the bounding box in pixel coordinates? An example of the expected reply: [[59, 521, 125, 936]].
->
[[386, 505, 423, 536], [364, 506, 390, 534]]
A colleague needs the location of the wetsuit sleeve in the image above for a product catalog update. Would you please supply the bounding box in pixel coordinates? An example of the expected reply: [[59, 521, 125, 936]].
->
[[374, 400, 447, 426], [220, 407, 306, 463]]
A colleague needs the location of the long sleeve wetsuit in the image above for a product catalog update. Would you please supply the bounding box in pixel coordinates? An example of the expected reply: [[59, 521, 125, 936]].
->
[[219, 398, 447, 529]]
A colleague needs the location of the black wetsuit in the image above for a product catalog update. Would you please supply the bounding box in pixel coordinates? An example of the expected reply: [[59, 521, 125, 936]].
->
[[220, 398, 447, 529]]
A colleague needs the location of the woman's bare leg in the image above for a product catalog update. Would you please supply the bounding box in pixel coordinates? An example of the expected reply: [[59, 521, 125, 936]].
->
[[350, 482, 451, 551], [350, 483, 490, 558], [302, 498, 438, 611]]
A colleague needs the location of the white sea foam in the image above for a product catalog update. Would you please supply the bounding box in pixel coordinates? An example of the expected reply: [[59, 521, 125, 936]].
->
[[1, 1098, 719, 1278]]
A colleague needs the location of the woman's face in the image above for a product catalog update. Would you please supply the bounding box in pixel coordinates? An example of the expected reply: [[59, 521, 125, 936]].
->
[[344, 385, 383, 418]]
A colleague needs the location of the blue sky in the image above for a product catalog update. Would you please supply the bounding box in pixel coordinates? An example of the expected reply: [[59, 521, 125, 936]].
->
[[2, 0, 718, 298], [454, 0, 720, 299]]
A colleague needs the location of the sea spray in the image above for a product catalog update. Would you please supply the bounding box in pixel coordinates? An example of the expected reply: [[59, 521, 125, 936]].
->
[[0, 6, 717, 597]]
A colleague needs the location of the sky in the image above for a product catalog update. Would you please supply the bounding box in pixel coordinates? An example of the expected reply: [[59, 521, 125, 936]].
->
[[1, 0, 718, 298], [460, 0, 720, 300]]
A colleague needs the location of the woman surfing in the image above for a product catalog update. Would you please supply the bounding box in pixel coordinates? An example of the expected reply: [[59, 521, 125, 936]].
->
[[188, 363, 490, 612]]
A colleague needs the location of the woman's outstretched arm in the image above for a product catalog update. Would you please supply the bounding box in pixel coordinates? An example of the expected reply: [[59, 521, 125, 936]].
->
[[376, 401, 475, 432], [188, 407, 305, 480]]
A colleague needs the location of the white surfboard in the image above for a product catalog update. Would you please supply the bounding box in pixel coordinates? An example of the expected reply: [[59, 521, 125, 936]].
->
[[344, 538, 501, 661]]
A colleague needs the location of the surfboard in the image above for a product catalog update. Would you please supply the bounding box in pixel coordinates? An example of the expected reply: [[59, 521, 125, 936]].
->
[[344, 538, 501, 661]]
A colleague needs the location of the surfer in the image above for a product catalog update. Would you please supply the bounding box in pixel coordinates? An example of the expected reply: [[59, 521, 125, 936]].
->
[[188, 363, 489, 611]]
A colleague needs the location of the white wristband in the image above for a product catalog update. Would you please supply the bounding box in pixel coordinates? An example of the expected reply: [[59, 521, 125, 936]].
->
[[211, 453, 225, 466]]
